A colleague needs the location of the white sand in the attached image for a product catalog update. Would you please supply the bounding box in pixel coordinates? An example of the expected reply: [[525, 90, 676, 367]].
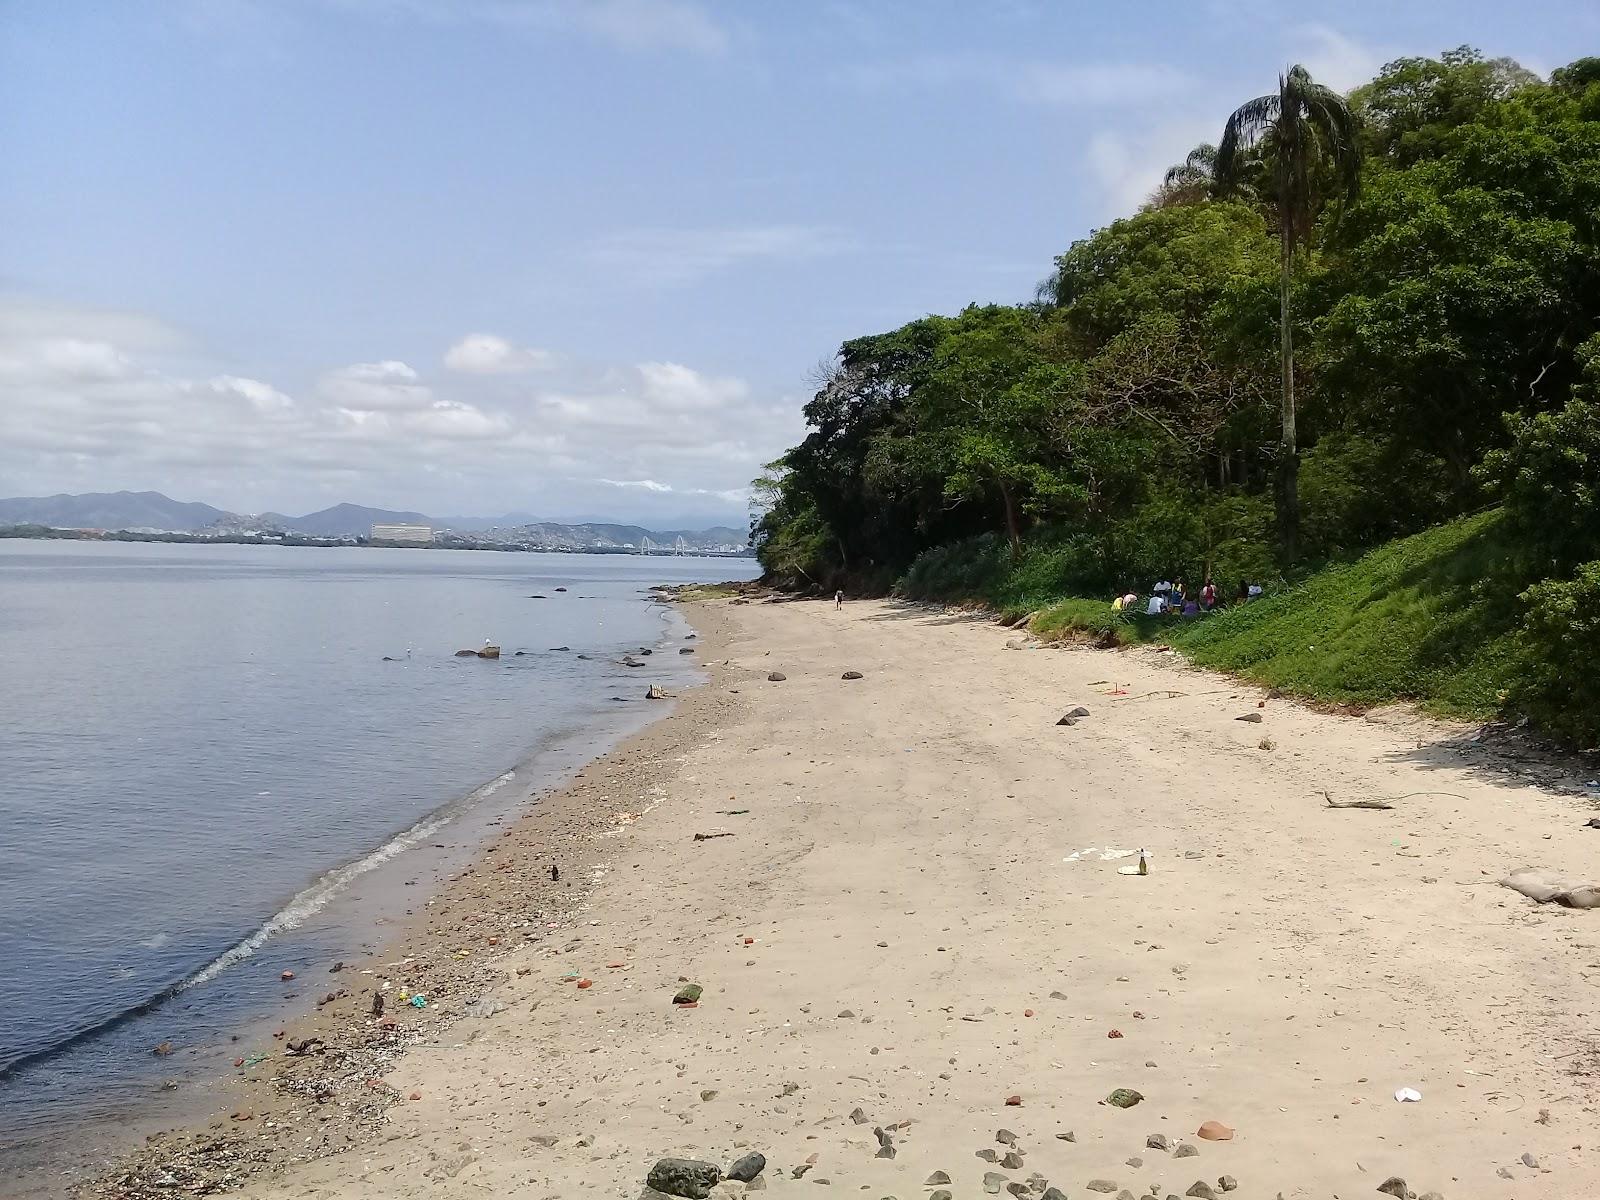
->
[[240, 598, 1600, 1199]]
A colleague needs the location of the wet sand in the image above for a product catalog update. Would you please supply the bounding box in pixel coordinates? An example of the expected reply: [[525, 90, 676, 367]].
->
[[95, 597, 1600, 1199]]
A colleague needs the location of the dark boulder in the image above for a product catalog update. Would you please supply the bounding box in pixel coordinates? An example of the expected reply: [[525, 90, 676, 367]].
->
[[646, 1157, 721, 1198]]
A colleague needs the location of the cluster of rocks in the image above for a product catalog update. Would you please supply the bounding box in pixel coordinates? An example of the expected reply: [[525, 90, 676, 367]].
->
[[646, 1151, 767, 1198]]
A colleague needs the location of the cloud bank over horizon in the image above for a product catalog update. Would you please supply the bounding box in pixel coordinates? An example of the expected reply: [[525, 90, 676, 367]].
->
[[0, 297, 801, 525]]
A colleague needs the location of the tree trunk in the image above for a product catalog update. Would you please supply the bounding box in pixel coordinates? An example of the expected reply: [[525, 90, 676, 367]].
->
[[998, 481, 1023, 561], [1276, 221, 1300, 563]]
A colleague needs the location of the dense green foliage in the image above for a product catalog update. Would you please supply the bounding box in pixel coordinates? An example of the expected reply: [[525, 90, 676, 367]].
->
[[754, 48, 1600, 742]]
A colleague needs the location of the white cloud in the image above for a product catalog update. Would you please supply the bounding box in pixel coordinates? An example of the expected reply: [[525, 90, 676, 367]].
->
[[317, 360, 433, 411], [637, 361, 747, 410], [586, 225, 852, 286], [0, 297, 802, 523], [1084, 116, 1220, 218], [443, 333, 555, 374], [1294, 24, 1388, 94]]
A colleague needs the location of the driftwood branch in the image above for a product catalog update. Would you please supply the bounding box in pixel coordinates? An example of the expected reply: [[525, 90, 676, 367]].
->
[[1321, 790, 1394, 810]]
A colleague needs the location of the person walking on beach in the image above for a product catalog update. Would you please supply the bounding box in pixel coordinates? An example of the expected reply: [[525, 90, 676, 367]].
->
[[834, 589, 843, 611]]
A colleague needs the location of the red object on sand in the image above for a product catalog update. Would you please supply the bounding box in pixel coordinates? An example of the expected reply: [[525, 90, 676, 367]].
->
[[1107, 1029, 1124, 1038], [1004, 1095, 1022, 1106], [1024, 1009, 1034, 1017], [576, 978, 593, 989]]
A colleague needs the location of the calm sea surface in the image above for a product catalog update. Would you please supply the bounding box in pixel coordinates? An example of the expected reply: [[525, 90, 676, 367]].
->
[[0, 539, 755, 1182]]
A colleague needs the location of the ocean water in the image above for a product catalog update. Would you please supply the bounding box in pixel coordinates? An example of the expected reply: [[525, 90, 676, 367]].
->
[[0, 539, 755, 1180]]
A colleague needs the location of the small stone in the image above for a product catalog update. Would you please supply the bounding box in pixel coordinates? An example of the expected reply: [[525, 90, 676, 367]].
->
[[1376, 1179, 1410, 1199], [977, 1149, 999, 1163], [849, 1107, 868, 1124], [996, 1129, 1018, 1146], [1042, 1190, 1068, 1200], [1418, 1193, 1443, 1200], [1087, 1184, 1119, 1195], [1004, 1094, 1022, 1106], [841, 671, 864, 680], [701, 1090, 719, 1102], [874, 1145, 895, 1160], [1068, 706, 1090, 717], [1055, 1131, 1076, 1142], [1146, 1134, 1172, 1151], [1008, 1186, 1030, 1198], [1521, 1152, 1539, 1168], [673, 984, 703, 1005], [837, 1009, 856, 1019], [1126, 1157, 1143, 1168], [1218, 1178, 1238, 1193], [1496, 1167, 1514, 1179], [983, 1172, 1007, 1195], [1174, 1144, 1199, 1158], [1185, 1185, 1217, 1200], [1106, 1088, 1144, 1108], [767, 672, 786, 682], [931, 1193, 954, 1200], [647, 1157, 722, 1199], [1049, 990, 1067, 1000], [727, 1152, 767, 1182], [1001, 1151, 1025, 1170], [745, 1179, 766, 1193], [925, 1172, 952, 1186], [1116, 1192, 1138, 1200]]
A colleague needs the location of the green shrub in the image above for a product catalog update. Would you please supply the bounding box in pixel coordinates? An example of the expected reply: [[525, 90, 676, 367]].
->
[[1508, 560, 1600, 746], [1479, 338, 1600, 573]]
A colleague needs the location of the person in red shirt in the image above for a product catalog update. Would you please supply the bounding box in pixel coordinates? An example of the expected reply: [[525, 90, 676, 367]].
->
[[1201, 579, 1217, 610]]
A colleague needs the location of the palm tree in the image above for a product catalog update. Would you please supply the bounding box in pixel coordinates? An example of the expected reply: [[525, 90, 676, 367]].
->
[[1149, 142, 1219, 208], [1215, 65, 1360, 560]]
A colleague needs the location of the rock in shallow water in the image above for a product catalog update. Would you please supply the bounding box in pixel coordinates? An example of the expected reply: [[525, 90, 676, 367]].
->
[[646, 1157, 722, 1199]]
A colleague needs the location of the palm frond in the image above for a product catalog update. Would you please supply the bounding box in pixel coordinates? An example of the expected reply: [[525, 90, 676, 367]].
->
[[1215, 95, 1277, 192]]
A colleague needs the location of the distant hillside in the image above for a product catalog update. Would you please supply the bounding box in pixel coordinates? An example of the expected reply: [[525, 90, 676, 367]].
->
[[0, 490, 230, 531], [0, 489, 748, 550], [286, 503, 433, 537]]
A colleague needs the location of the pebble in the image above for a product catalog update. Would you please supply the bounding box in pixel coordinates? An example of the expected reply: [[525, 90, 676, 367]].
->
[[1087, 1182, 1118, 1194], [1521, 1152, 1539, 1168], [925, 1172, 951, 1186], [983, 1171, 1007, 1194], [1147, 1134, 1172, 1152], [1001, 1151, 1025, 1170], [727, 1153, 767, 1182], [1055, 1131, 1076, 1142], [996, 1129, 1018, 1146], [1185, 1184, 1217, 1200], [1042, 1189, 1068, 1200], [1218, 1177, 1237, 1193], [1376, 1179, 1409, 1199], [1126, 1157, 1143, 1168], [977, 1149, 999, 1163], [930, 1193, 953, 1200]]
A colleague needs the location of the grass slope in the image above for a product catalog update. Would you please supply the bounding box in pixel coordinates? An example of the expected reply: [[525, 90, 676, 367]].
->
[[905, 510, 1526, 719]]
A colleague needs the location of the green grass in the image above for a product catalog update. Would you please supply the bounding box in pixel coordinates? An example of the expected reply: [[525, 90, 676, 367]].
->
[[1164, 510, 1523, 716], [908, 510, 1528, 719]]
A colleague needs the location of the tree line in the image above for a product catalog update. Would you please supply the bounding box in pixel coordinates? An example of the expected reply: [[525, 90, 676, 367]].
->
[[752, 48, 1600, 608]]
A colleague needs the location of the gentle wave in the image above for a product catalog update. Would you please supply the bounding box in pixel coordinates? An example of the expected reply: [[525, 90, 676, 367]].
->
[[181, 770, 515, 990]]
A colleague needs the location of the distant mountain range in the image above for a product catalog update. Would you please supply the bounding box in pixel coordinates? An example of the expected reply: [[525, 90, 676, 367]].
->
[[0, 491, 749, 551]]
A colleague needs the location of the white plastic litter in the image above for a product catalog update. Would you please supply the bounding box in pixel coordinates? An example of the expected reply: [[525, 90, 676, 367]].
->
[[1394, 1087, 1422, 1103]]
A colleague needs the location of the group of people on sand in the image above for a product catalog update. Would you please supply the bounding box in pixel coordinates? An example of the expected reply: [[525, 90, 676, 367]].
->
[[1111, 577, 1262, 616]]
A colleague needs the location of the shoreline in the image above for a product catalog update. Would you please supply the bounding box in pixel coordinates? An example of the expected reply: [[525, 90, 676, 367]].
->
[[79, 596, 1600, 1197], [29, 601, 741, 1199]]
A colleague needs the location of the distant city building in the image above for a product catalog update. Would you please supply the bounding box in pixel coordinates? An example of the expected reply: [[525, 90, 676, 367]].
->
[[370, 523, 434, 544]]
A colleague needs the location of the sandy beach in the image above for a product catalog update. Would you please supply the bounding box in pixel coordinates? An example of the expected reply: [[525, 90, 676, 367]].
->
[[99, 596, 1600, 1200]]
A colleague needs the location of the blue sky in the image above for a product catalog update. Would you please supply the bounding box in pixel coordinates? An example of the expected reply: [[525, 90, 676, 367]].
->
[[1, 0, 1593, 525]]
